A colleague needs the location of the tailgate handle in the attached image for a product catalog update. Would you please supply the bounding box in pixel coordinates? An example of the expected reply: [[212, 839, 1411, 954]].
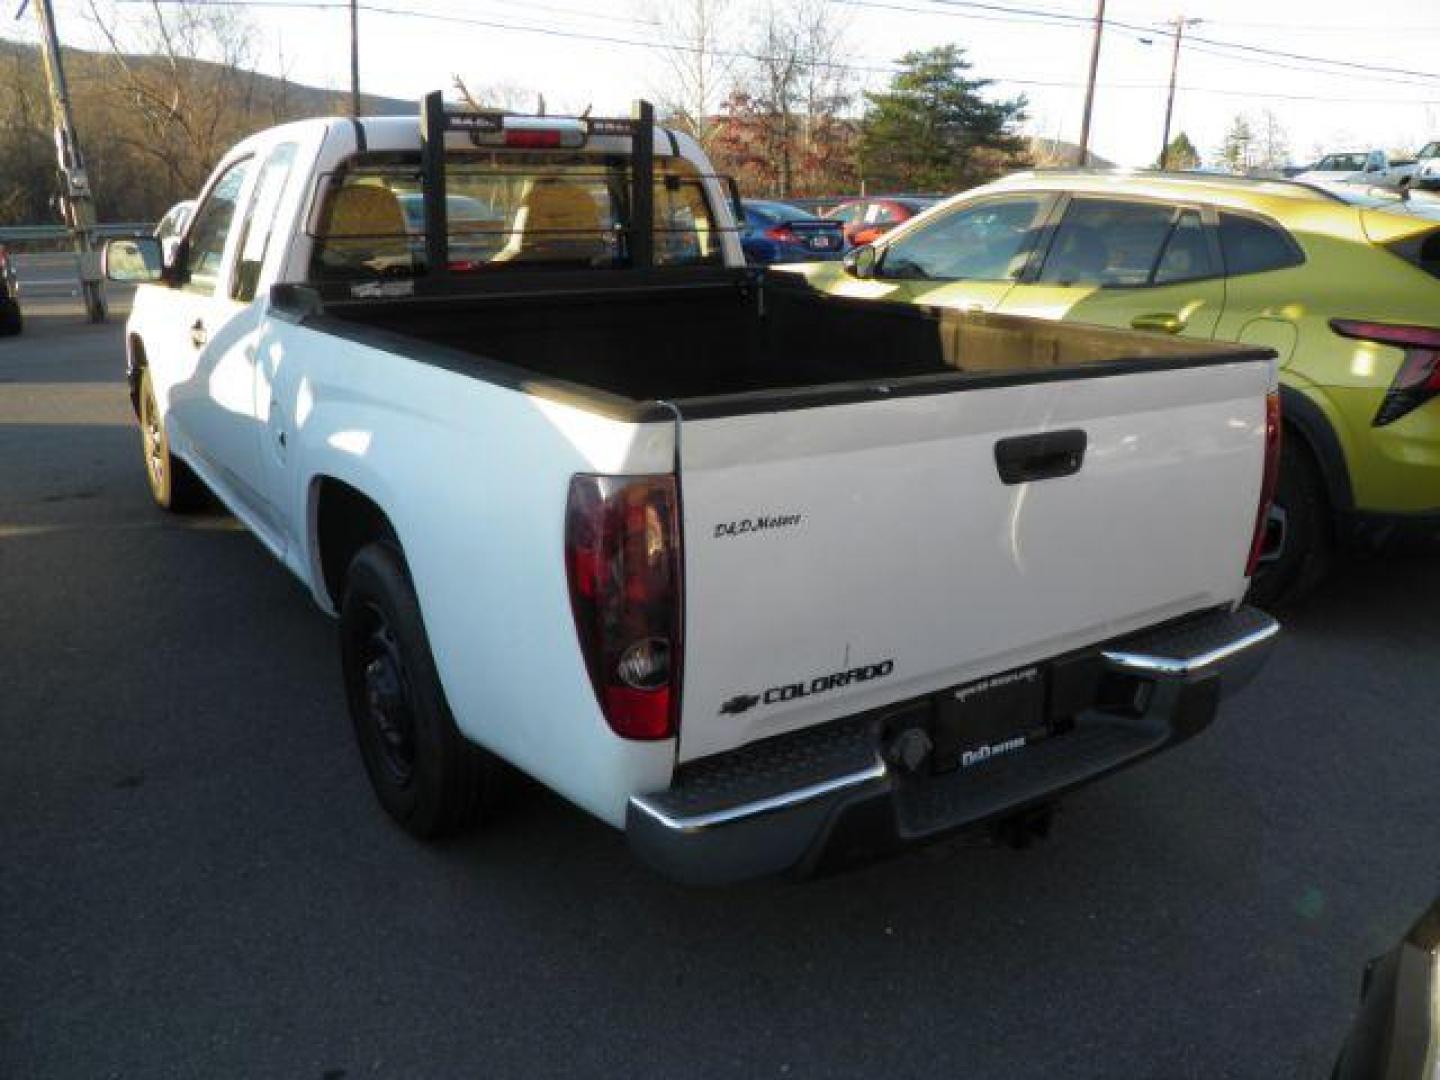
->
[[994, 430, 1087, 485]]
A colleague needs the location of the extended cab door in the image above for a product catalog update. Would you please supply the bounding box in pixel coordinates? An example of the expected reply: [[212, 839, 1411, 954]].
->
[[871, 193, 1055, 312], [230, 141, 302, 547], [164, 143, 300, 547], [999, 195, 1224, 339]]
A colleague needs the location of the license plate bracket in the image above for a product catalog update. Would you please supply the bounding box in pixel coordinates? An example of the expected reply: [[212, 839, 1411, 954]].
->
[[931, 665, 1047, 773]]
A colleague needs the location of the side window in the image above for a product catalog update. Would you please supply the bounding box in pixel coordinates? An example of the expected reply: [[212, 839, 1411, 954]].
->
[[1153, 210, 1215, 284], [1218, 212, 1304, 276], [184, 159, 254, 295], [879, 196, 1047, 282], [231, 143, 298, 302], [1038, 199, 1177, 286], [871, 203, 898, 224]]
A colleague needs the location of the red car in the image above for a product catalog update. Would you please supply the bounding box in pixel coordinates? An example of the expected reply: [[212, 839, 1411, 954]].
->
[[824, 195, 939, 247]]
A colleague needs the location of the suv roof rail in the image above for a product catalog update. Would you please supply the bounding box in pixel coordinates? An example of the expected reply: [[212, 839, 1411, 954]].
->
[[1001, 167, 1348, 202]]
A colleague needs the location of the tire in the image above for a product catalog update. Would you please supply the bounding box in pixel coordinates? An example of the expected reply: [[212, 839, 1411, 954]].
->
[[0, 299, 20, 337], [339, 542, 493, 839], [137, 368, 206, 512], [1246, 434, 1333, 609]]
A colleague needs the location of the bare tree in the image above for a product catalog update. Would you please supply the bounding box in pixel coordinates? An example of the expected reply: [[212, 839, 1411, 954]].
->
[[645, 0, 735, 151], [714, 0, 854, 197], [81, 0, 274, 192], [453, 76, 542, 114], [1254, 110, 1290, 171]]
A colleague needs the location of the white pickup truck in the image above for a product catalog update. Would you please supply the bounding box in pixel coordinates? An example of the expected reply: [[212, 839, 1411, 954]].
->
[[1295, 149, 1416, 188], [104, 94, 1280, 884], [1410, 140, 1440, 192]]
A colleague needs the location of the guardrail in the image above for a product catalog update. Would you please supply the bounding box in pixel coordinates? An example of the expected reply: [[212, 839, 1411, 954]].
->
[[0, 224, 154, 244]]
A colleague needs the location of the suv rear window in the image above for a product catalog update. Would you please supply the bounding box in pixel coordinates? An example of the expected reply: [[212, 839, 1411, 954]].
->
[[1218, 212, 1304, 276], [309, 153, 722, 281], [1038, 199, 1214, 287]]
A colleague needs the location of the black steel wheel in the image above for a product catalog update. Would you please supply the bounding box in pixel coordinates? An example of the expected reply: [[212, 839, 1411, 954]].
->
[[339, 541, 493, 839]]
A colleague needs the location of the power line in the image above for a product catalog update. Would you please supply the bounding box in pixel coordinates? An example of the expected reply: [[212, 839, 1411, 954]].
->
[[102, 0, 1440, 107], [848, 0, 1440, 84], [1177, 38, 1440, 92]]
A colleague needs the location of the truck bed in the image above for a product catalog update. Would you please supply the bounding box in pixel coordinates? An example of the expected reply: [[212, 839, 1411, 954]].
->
[[277, 273, 1270, 415]]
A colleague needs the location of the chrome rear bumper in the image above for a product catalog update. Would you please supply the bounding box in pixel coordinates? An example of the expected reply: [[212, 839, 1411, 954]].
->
[[628, 605, 1279, 885]]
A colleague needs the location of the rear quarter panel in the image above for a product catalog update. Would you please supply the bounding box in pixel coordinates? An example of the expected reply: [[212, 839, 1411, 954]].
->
[[1220, 201, 1440, 513], [272, 321, 679, 825]]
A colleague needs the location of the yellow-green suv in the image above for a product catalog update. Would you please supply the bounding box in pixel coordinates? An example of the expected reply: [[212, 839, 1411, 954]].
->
[[790, 171, 1440, 604]]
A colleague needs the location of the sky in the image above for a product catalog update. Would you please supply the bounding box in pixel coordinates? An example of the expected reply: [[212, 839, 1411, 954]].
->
[[7, 0, 1440, 168]]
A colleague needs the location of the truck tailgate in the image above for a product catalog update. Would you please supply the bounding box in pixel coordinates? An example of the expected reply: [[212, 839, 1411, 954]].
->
[[675, 360, 1273, 763]]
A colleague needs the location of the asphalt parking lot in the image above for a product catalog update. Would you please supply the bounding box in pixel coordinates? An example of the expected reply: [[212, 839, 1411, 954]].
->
[[3, 296, 1439, 1079]]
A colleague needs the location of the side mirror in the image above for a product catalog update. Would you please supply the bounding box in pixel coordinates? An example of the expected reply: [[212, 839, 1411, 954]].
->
[[103, 236, 165, 283], [842, 243, 878, 280]]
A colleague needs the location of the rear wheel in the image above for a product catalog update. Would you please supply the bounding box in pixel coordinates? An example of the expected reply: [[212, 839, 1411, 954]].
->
[[137, 368, 205, 512], [339, 542, 494, 839], [1246, 435, 1333, 609], [0, 298, 20, 336]]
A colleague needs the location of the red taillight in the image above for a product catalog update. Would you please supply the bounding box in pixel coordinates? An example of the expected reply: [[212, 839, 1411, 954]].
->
[[1246, 390, 1283, 578], [565, 475, 682, 740], [765, 225, 798, 243], [505, 129, 563, 149], [1330, 318, 1440, 425]]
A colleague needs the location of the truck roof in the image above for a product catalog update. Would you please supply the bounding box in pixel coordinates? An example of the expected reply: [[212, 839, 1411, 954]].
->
[[226, 112, 693, 161]]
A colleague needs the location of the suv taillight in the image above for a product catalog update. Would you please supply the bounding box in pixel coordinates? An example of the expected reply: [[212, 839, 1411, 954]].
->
[[765, 225, 798, 243], [565, 475, 682, 740], [1246, 390, 1282, 578], [1330, 318, 1440, 426]]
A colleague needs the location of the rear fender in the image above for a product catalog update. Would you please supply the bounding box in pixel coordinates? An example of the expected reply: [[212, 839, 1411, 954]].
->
[[1278, 381, 1354, 513]]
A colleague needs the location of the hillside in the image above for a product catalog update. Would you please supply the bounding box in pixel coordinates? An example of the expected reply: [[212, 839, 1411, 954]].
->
[[1028, 136, 1116, 169], [0, 36, 413, 116], [0, 36, 412, 223]]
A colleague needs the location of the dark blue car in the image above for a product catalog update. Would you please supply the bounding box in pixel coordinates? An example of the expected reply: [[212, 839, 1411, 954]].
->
[[740, 200, 846, 265]]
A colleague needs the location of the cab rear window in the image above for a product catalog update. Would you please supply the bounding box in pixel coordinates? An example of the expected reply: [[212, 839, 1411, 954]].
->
[[308, 152, 722, 281], [1217, 212, 1304, 276]]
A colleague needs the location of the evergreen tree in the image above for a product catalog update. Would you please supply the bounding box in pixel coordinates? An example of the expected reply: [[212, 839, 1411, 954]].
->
[[1158, 131, 1200, 170], [858, 46, 1028, 192]]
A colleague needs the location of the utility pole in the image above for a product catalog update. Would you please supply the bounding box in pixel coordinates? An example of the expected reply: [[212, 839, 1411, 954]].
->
[[1076, 0, 1106, 167], [349, 0, 360, 117], [1158, 16, 1201, 169], [24, 0, 105, 322]]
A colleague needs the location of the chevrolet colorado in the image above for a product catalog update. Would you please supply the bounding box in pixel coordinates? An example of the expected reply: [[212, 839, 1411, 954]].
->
[[103, 94, 1280, 884]]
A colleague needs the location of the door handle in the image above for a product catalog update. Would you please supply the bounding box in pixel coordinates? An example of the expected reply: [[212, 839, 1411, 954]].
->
[[994, 429, 1087, 485], [190, 319, 208, 349], [1131, 312, 1183, 334]]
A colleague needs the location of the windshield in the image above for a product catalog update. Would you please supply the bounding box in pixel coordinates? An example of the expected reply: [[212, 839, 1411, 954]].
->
[[309, 152, 724, 280], [1420, 142, 1440, 160]]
